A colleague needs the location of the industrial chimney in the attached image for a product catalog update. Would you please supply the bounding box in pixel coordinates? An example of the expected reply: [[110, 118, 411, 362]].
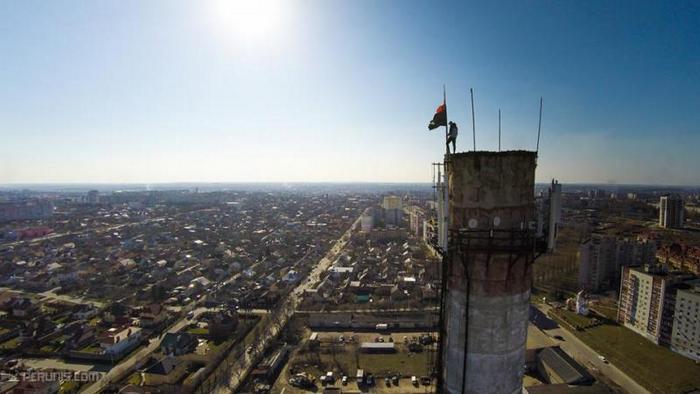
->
[[438, 150, 539, 394]]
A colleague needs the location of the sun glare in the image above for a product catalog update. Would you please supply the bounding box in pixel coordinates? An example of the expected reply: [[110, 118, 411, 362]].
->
[[208, 0, 285, 44]]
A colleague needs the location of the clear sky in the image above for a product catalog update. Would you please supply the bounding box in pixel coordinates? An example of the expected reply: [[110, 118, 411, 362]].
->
[[1, 1, 698, 185]]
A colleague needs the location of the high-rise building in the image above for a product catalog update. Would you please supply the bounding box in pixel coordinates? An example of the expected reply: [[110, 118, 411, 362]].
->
[[0, 200, 54, 223], [360, 209, 374, 232], [578, 235, 656, 292], [670, 280, 700, 361], [659, 194, 684, 228], [381, 195, 403, 227], [86, 190, 100, 204], [617, 266, 690, 345], [408, 206, 425, 237], [579, 236, 618, 291], [547, 179, 562, 252]]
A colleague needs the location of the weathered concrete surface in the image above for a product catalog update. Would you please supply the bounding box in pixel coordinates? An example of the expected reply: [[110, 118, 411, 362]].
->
[[447, 150, 536, 232], [441, 151, 537, 394]]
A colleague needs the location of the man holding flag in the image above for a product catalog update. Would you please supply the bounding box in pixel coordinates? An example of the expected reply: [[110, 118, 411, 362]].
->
[[428, 92, 457, 154]]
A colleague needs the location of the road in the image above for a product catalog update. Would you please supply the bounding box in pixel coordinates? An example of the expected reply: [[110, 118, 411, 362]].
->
[[38, 288, 106, 308], [81, 302, 208, 394], [531, 304, 649, 394], [213, 213, 362, 394], [1, 207, 220, 248], [299, 306, 439, 314], [1, 217, 167, 249]]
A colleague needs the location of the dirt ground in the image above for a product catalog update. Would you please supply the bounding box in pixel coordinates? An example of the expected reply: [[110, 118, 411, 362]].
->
[[271, 330, 436, 393]]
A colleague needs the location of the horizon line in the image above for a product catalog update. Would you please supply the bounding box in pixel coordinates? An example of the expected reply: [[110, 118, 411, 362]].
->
[[1, 181, 699, 188]]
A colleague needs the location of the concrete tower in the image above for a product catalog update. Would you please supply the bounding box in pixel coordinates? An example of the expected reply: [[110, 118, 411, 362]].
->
[[439, 151, 538, 394]]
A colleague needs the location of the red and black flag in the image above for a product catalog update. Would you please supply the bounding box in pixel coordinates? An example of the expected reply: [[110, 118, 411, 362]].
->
[[428, 102, 447, 130]]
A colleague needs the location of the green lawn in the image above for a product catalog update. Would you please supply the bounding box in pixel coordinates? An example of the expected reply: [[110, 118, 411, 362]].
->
[[60, 380, 80, 393], [186, 327, 208, 336], [590, 304, 618, 321], [0, 337, 20, 350], [79, 343, 103, 354], [126, 372, 142, 385], [559, 318, 700, 393], [558, 309, 595, 327]]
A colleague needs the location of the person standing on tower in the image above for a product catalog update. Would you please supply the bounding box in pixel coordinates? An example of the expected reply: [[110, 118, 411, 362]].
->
[[447, 121, 458, 154]]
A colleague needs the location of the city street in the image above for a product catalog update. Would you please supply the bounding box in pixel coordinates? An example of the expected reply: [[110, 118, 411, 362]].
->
[[82, 302, 208, 394], [531, 304, 649, 394], [213, 213, 363, 394]]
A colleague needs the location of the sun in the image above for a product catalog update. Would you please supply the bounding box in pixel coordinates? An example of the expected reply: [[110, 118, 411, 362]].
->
[[207, 0, 286, 44]]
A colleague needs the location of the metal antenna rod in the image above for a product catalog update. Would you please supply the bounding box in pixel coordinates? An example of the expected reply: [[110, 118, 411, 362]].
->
[[536, 97, 543, 153], [470, 88, 476, 151], [498, 108, 501, 152]]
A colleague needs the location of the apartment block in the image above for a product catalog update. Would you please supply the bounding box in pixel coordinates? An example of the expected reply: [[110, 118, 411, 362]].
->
[[617, 266, 691, 345], [579, 235, 656, 292], [670, 280, 700, 361]]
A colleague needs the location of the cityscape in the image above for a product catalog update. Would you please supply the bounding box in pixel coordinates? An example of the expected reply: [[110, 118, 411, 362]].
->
[[1, 1, 700, 394]]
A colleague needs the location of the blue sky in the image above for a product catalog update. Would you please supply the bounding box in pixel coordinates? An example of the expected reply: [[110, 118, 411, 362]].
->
[[1, 1, 698, 185]]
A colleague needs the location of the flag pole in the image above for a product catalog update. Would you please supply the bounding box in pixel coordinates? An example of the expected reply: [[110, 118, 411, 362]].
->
[[470, 88, 476, 151], [444, 84, 448, 155], [536, 97, 543, 153], [498, 108, 501, 152]]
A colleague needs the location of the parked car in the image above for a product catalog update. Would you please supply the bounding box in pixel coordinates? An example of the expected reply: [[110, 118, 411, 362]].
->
[[385, 377, 391, 386], [411, 376, 418, 386], [341, 375, 348, 385]]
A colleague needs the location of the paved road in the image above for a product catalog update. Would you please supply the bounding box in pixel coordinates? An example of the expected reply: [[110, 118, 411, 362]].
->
[[81, 302, 208, 394], [531, 304, 649, 394], [213, 214, 362, 394], [1, 217, 167, 248], [1, 207, 220, 248], [38, 288, 106, 308]]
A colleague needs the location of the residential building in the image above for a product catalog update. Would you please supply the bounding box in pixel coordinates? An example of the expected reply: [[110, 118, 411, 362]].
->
[[579, 235, 656, 292], [139, 304, 168, 329], [408, 206, 426, 237], [617, 266, 691, 345], [209, 310, 238, 341], [659, 194, 684, 228], [85, 190, 100, 204], [547, 180, 562, 252], [0, 199, 53, 222], [578, 236, 618, 291], [382, 196, 403, 227], [360, 210, 374, 232], [670, 279, 700, 361], [160, 332, 198, 356], [98, 326, 142, 357]]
